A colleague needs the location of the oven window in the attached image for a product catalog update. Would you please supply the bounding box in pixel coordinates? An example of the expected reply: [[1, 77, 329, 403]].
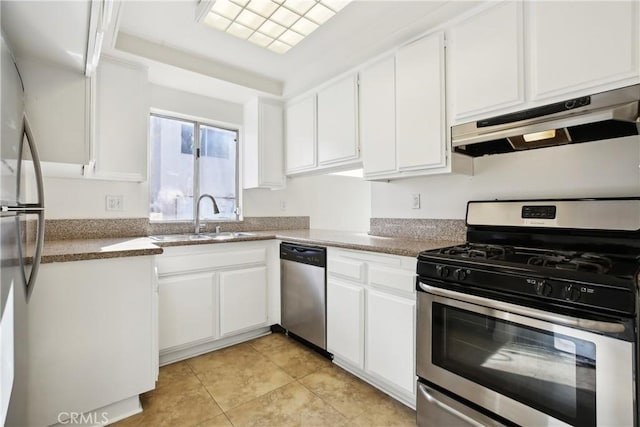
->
[[432, 303, 596, 427]]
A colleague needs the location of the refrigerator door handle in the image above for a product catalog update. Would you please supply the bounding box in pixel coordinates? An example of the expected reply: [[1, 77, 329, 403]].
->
[[25, 211, 44, 301], [22, 115, 44, 209], [22, 114, 45, 301]]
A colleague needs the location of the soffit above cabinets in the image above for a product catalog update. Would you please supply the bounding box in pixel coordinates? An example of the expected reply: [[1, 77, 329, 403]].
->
[[113, 0, 478, 100], [2, 0, 480, 102]]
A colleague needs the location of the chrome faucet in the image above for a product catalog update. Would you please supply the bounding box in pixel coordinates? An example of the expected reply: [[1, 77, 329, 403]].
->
[[195, 194, 220, 234]]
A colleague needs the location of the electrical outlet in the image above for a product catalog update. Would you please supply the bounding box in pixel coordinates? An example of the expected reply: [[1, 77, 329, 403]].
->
[[280, 200, 287, 211], [411, 193, 421, 209], [106, 195, 124, 211]]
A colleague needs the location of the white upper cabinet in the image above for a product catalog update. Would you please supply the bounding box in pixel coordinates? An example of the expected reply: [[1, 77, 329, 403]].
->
[[360, 56, 397, 177], [396, 32, 446, 171], [317, 74, 359, 166], [527, 1, 640, 101], [447, 1, 524, 122], [94, 56, 149, 181], [285, 74, 361, 176], [285, 94, 316, 174], [243, 97, 285, 189]]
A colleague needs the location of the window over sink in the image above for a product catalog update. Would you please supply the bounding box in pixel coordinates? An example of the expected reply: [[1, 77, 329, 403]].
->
[[149, 114, 240, 221]]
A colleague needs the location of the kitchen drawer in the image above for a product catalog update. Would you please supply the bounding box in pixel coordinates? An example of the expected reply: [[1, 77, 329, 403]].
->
[[157, 248, 267, 275], [369, 265, 416, 295], [328, 258, 366, 283]]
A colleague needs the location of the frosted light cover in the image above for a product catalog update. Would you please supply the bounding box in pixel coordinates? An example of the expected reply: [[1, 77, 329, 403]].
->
[[202, 0, 352, 54]]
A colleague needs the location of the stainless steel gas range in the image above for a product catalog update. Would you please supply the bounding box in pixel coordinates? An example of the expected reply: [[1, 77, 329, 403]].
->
[[416, 198, 640, 427]]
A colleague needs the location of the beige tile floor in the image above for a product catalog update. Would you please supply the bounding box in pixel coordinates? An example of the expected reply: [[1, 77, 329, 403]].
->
[[112, 333, 416, 427]]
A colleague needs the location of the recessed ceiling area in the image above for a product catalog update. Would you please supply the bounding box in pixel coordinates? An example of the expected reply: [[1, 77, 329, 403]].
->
[[2, 1, 480, 104], [114, 0, 477, 101]]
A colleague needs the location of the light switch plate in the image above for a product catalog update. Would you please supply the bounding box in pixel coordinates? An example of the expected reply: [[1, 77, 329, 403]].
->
[[412, 193, 421, 209], [106, 195, 124, 211]]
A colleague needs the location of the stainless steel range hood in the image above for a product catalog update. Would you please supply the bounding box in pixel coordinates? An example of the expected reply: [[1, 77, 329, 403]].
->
[[452, 84, 640, 157]]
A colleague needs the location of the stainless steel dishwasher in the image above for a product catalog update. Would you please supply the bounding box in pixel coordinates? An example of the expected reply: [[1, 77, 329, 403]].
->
[[280, 242, 327, 350]]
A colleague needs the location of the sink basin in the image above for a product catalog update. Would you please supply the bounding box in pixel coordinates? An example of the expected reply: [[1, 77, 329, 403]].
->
[[205, 232, 256, 240], [149, 232, 256, 242], [149, 234, 214, 242]]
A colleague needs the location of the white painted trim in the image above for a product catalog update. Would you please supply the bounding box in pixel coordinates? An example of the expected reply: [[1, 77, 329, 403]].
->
[[159, 327, 271, 366], [50, 395, 142, 427], [333, 356, 416, 410], [40, 162, 85, 178], [115, 32, 283, 96]]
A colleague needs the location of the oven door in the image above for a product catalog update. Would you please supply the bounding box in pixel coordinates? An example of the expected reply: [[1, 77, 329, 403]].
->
[[417, 282, 635, 427]]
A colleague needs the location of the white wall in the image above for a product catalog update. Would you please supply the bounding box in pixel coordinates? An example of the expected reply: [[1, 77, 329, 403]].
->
[[244, 174, 371, 232], [150, 84, 243, 126], [44, 179, 149, 219], [42, 81, 371, 230], [372, 137, 640, 219]]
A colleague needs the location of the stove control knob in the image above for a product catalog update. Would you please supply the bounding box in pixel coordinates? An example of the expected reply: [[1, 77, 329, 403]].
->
[[562, 285, 582, 302], [534, 281, 552, 297], [453, 269, 468, 281], [436, 265, 450, 278]]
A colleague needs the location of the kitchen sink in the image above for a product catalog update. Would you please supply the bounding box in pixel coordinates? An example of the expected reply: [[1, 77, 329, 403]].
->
[[205, 232, 256, 240], [149, 232, 256, 242], [149, 234, 214, 242]]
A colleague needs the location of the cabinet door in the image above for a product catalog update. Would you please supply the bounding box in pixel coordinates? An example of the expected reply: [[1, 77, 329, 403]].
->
[[528, 1, 639, 101], [317, 74, 359, 165], [360, 56, 397, 177], [94, 57, 149, 181], [448, 1, 524, 121], [219, 266, 268, 337], [285, 95, 316, 173], [158, 272, 216, 350], [259, 101, 285, 187], [327, 279, 364, 369], [396, 33, 446, 171], [244, 99, 285, 189], [365, 289, 415, 395]]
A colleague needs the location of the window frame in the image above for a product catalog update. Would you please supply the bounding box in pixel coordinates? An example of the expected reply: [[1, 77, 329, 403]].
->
[[149, 111, 242, 223]]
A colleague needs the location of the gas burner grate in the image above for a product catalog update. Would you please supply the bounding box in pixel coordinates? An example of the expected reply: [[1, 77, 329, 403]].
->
[[527, 252, 613, 274], [440, 244, 514, 260]]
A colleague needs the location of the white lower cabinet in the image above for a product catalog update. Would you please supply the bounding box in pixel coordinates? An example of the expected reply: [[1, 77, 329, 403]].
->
[[219, 266, 268, 337], [156, 241, 279, 364], [365, 289, 415, 395], [327, 279, 365, 369], [159, 272, 216, 350], [326, 247, 417, 408], [26, 256, 157, 426]]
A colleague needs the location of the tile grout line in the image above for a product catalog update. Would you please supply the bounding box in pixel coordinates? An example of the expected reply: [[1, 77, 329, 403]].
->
[[295, 371, 365, 421]]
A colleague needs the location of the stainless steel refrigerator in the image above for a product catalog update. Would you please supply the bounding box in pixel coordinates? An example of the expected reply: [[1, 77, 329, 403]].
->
[[1, 33, 45, 425]]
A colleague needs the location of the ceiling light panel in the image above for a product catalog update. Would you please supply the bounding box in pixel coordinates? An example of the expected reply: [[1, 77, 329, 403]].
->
[[201, 0, 352, 54], [283, 0, 316, 15], [247, 0, 279, 17], [236, 9, 266, 29], [211, 0, 242, 20], [306, 3, 334, 25]]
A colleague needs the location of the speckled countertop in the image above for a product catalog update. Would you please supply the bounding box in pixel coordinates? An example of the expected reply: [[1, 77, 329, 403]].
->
[[271, 229, 462, 257], [40, 229, 462, 263], [38, 238, 163, 264]]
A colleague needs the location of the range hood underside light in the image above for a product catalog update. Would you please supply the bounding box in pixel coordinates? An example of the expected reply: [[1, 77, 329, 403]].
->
[[508, 128, 571, 150]]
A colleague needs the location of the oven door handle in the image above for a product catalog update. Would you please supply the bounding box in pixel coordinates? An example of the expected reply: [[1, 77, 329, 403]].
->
[[419, 282, 627, 334]]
